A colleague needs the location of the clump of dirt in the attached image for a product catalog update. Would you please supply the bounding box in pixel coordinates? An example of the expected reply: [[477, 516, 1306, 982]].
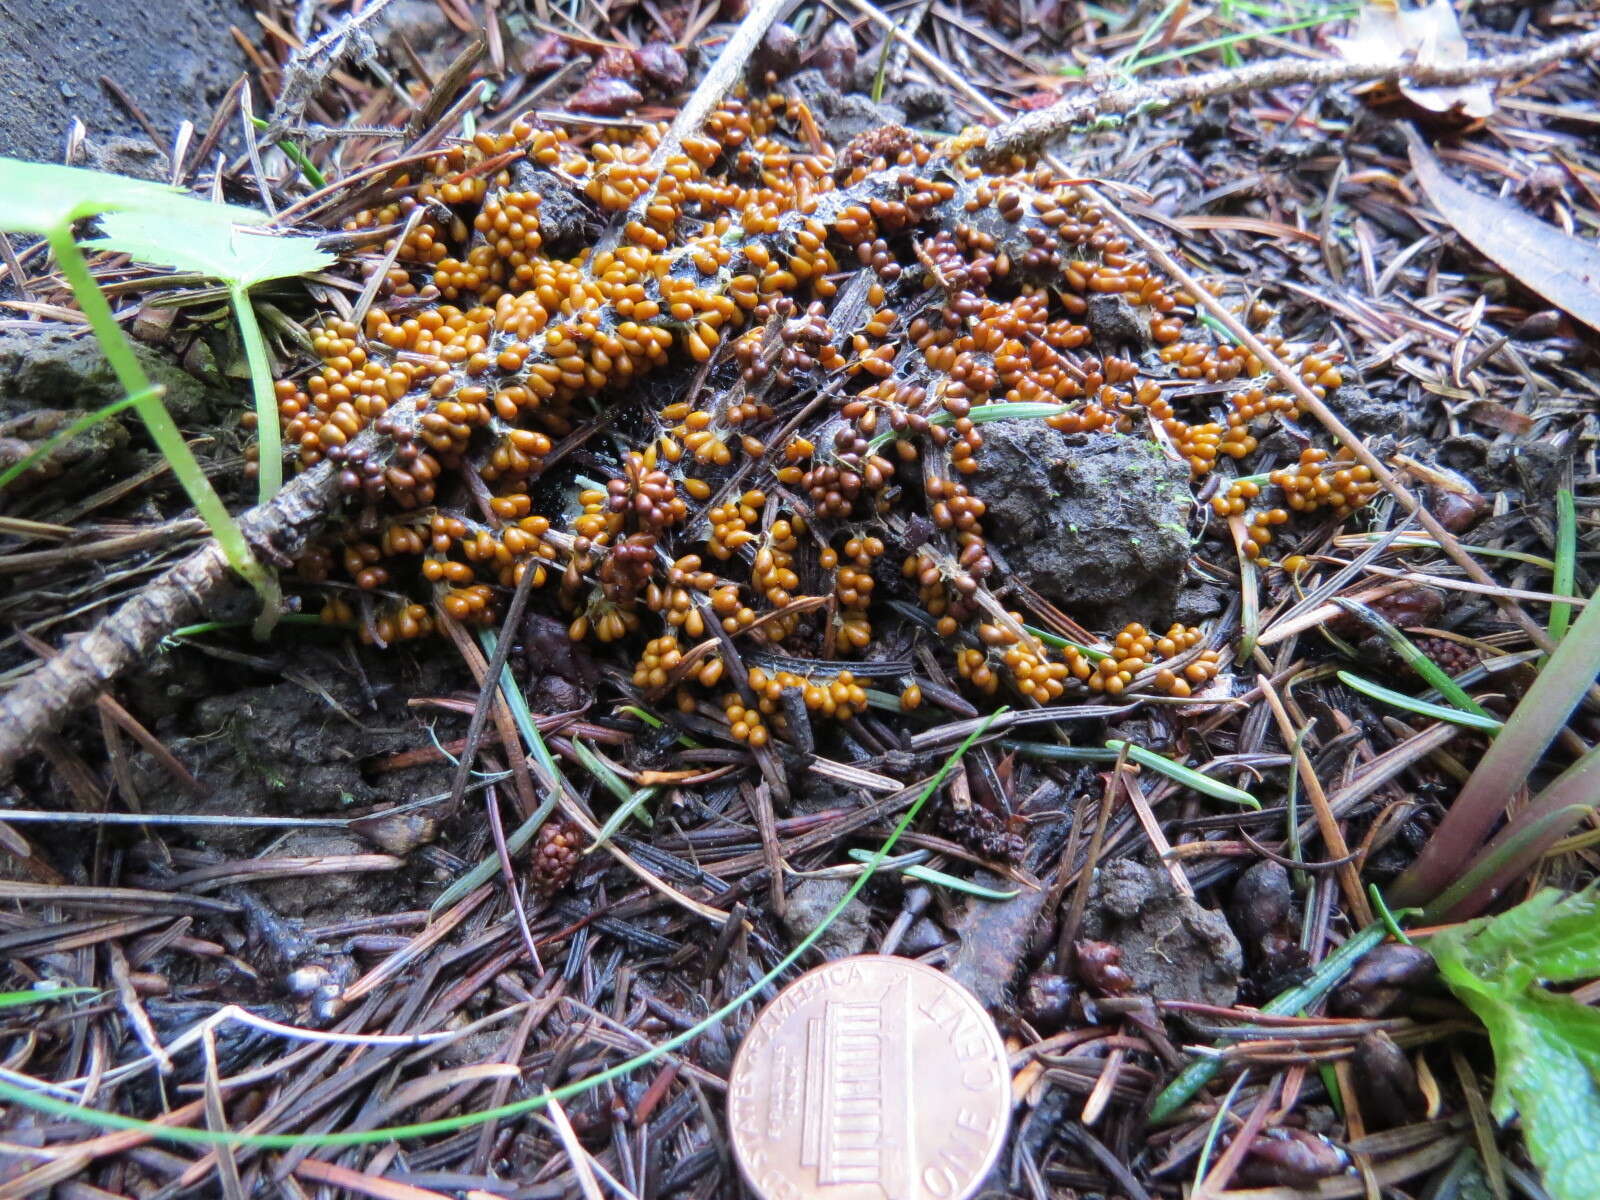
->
[[126, 645, 455, 857], [0, 326, 218, 422], [966, 423, 1193, 628], [0, 0, 253, 162], [784, 69, 961, 145], [1080, 858, 1242, 1006], [781, 877, 872, 959], [0, 325, 226, 489], [254, 830, 392, 919]]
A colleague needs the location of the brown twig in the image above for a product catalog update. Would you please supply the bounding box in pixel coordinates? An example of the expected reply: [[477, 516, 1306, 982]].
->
[[1258, 673, 1373, 926], [981, 28, 1600, 163], [590, 0, 791, 257], [0, 450, 349, 780]]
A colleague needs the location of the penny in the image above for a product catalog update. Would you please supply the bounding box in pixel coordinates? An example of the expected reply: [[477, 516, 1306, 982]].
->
[[728, 955, 1012, 1200]]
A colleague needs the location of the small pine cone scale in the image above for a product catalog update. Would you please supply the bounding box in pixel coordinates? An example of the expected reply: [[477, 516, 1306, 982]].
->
[[1412, 635, 1478, 679], [531, 816, 585, 895], [936, 800, 1025, 863]]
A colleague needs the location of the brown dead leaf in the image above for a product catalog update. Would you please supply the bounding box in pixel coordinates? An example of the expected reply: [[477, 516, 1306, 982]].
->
[[1409, 133, 1600, 336], [1462, 399, 1536, 435], [1332, 0, 1494, 118]]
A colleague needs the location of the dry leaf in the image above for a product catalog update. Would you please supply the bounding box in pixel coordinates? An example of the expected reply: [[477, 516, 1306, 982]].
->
[[1332, 0, 1495, 118], [1409, 133, 1600, 336]]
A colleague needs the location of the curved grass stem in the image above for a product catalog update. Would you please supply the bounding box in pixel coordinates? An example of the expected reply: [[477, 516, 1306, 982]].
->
[[45, 228, 273, 609], [230, 282, 281, 503]]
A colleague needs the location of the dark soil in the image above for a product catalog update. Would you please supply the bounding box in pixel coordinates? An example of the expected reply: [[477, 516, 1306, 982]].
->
[[0, 324, 236, 511], [0, 0, 252, 163]]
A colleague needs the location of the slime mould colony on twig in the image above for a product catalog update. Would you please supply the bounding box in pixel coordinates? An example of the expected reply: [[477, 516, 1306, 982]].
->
[[262, 92, 1379, 740]]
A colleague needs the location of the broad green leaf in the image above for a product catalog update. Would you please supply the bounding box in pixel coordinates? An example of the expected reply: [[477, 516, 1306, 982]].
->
[[1432, 888, 1600, 994], [90, 207, 332, 506], [1436, 982, 1600, 1200], [1430, 888, 1600, 1200], [0, 157, 267, 236], [91, 210, 331, 287]]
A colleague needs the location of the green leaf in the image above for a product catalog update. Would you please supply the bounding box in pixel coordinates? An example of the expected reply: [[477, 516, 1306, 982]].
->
[[1440, 979, 1600, 1200], [0, 157, 265, 235], [90, 208, 331, 506], [1429, 888, 1600, 1200], [1432, 889, 1600, 993], [91, 210, 331, 287]]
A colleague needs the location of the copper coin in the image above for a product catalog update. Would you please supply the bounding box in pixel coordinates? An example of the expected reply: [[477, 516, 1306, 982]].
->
[[728, 955, 1011, 1200]]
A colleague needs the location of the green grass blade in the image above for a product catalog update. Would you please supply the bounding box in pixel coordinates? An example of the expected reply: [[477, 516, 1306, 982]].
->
[[586, 787, 658, 853], [45, 227, 273, 608], [1421, 806, 1593, 927], [1333, 599, 1491, 719], [430, 799, 556, 916], [1340, 533, 1555, 571], [617, 705, 700, 749], [867, 402, 1068, 454], [844, 848, 1020, 899], [0, 387, 154, 491], [568, 738, 636, 806], [0, 986, 97, 1009], [1118, 0, 1188, 68], [1023, 624, 1110, 660], [1105, 739, 1261, 808], [88, 209, 330, 516], [1550, 488, 1576, 642], [1428, 745, 1600, 923], [1002, 741, 1121, 763], [166, 614, 334, 642], [1336, 670, 1504, 731], [1129, 6, 1357, 71], [230, 283, 281, 503], [248, 116, 328, 188], [1392, 578, 1600, 908], [483, 632, 562, 783]]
